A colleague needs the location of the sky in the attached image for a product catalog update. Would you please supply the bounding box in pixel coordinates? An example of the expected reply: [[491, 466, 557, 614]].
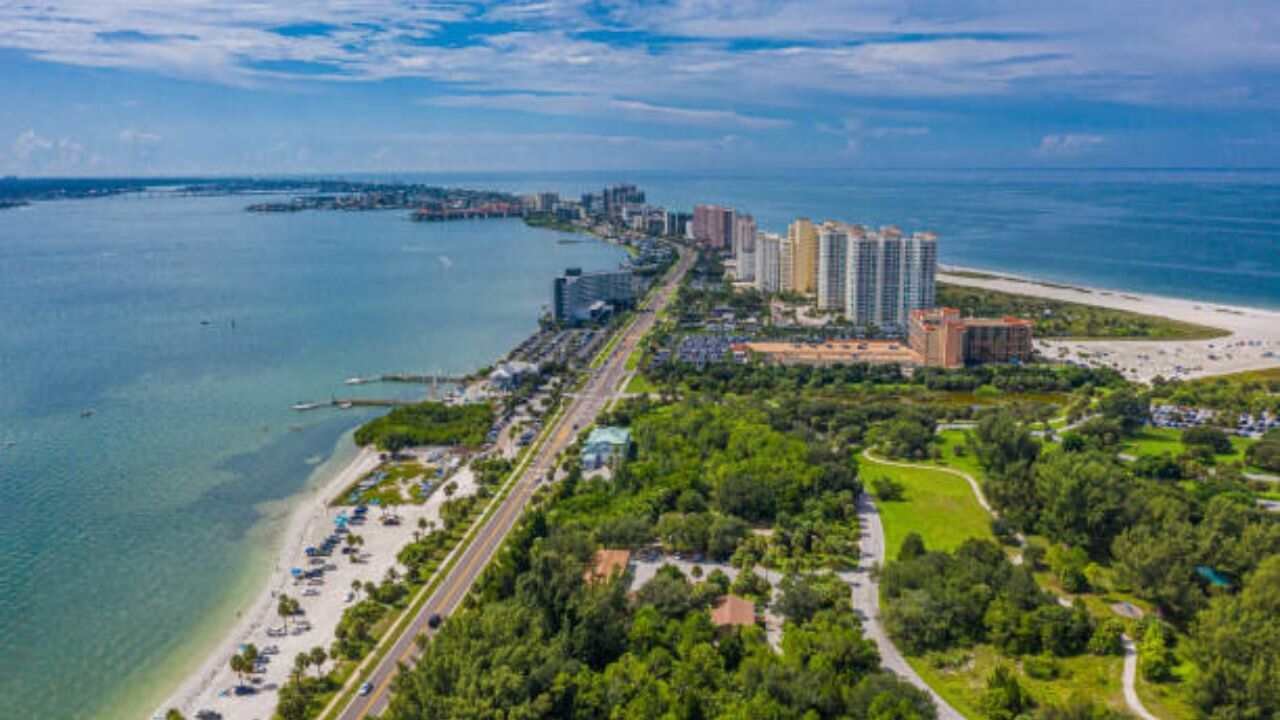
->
[[1, 0, 1279, 175]]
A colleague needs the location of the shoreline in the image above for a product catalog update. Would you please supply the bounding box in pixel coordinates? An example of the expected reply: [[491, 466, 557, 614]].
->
[[938, 264, 1280, 382], [153, 431, 381, 717]]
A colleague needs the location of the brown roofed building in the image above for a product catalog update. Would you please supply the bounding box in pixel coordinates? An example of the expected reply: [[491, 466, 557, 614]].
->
[[710, 594, 757, 628], [584, 548, 632, 584]]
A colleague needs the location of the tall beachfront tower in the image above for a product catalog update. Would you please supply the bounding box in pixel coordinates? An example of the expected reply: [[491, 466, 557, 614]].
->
[[844, 227, 939, 330], [787, 218, 819, 295], [816, 222, 848, 311], [754, 232, 783, 294]]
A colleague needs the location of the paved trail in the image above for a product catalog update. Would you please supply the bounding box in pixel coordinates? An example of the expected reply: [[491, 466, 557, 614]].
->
[[848, 491, 965, 720], [860, 448, 1161, 720]]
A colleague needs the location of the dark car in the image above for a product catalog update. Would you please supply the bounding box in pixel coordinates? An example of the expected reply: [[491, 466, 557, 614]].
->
[[427, 613, 443, 629]]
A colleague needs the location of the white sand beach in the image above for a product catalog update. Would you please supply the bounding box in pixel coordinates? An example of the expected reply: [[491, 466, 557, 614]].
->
[[939, 267, 1280, 383], [156, 445, 479, 720]]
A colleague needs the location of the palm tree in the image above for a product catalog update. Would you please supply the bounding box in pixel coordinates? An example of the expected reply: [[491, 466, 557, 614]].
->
[[292, 652, 309, 683], [277, 594, 294, 632], [351, 579, 362, 599], [229, 653, 246, 688], [309, 646, 328, 677]]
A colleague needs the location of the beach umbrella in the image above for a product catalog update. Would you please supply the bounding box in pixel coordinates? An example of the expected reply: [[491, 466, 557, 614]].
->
[[290, 567, 303, 578]]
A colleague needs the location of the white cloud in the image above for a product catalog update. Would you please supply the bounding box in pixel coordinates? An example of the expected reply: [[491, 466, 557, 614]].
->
[[118, 129, 161, 144], [1035, 133, 1106, 156], [9, 129, 92, 172], [423, 93, 789, 129]]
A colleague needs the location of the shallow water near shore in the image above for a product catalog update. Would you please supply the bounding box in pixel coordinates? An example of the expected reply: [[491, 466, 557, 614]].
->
[[0, 196, 625, 720]]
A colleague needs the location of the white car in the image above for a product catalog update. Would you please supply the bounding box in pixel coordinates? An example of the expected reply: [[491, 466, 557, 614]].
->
[[359, 682, 373, 696]]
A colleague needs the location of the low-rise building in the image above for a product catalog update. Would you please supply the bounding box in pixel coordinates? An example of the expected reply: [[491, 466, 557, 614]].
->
[[582, 426, 631, 469], [488, 360, 541, 391], [732, 339, 923, 367], [711, 595, 756, 628], [584, 548, 632, 584]]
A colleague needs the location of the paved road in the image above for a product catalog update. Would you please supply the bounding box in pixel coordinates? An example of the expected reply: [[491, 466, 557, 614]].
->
[[1122, 637, 1159, 720], [848, 491, 965, 719], [335, 248, 693, 720]]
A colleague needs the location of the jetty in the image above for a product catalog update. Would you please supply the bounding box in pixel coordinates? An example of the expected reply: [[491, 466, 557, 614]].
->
[[292, 398, 415, 412], [344, 373, 467, 385]]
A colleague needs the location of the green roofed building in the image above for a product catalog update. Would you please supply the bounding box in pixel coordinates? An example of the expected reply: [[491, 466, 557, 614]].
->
[[583, 426, 631, 470]]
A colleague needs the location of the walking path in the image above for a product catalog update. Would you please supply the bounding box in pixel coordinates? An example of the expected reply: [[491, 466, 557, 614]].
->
[[859, 447, 1160, 720]]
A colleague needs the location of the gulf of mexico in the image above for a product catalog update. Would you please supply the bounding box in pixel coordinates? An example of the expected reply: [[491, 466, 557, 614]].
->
[[0, 194, 625, 719]]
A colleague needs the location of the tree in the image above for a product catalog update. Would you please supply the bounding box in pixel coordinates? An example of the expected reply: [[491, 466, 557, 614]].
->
[[981, 665, 1035, 720], [898, 533, 927, 562], [1088, 619, 1125, 656], [871, 476, 905, 502], [309, 645, 328, 677], [229, 653, 246, 688], [1139, 621, 1173, 682], [292, 651, 310, 682], [775, 574, 828, 624], [278, 593, 297, 631], [1182, 426, 1233, 455], [1097, 388, 1149, 435], [1033, 450, 1130, 557], [165, 709, 185, 720]]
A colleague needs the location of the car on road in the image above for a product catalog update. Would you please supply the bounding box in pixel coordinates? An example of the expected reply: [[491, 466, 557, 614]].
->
[[428, 613, 443, 629], [359, 682, 373, 696]]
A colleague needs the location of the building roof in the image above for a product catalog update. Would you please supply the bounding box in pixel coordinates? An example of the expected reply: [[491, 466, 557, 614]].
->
[[584, 548, 632, 584], [734, 340, 923, 366], [585, 426, 631, 447], [711, 594, 756, 627]]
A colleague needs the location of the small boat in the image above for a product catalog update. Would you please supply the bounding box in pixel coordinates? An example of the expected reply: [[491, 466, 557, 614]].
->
[[291, 402, 322, 411], [338, 401, 353, 409], [80, 409, 95, 418]]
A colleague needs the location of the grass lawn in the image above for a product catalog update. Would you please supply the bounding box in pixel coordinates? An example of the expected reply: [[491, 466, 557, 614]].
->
[[931, 429, 986, 480], [1123, 427, 1251, 463], [862, 454, 994, 555], [911, 645, 1127, 718], [625, 373, 657, 394], [1134, 653, 1200, 720]]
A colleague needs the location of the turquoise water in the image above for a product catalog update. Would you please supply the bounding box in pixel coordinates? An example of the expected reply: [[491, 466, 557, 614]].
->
[[0, 195, 625, 719]]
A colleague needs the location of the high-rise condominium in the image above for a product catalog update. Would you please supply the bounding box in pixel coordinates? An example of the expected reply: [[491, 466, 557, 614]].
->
[[787, 218, 819, 294], [816, 222, 849, 311], [693, 204, 734, 249], [754, 232, 782, 294], [845, 226, 937, 328]]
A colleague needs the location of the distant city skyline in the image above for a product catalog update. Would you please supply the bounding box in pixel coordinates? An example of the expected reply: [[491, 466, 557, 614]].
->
[[2, 1, 1279, 175]]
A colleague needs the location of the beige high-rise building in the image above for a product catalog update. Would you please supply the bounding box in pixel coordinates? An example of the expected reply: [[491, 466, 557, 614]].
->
[[787, 218, 819, 295]]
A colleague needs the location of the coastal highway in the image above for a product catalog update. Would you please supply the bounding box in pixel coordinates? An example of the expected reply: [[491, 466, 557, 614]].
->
[[336, 247, 692, 720]]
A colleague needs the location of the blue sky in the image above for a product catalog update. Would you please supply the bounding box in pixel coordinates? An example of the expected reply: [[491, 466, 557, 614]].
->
[[2, 0, 1278, 175]]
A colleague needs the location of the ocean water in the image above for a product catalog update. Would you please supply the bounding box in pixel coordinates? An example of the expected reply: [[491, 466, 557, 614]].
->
[[3, 169, 1280, 720], [393, 168, 1280, 310], [0, 195, 625, 720]]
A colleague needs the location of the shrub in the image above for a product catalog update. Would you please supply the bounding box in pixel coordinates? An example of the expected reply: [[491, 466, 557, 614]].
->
[[1088, 619, 1126, 656], [871, 476, 905, 502], [1023, 654, 1061, 680]]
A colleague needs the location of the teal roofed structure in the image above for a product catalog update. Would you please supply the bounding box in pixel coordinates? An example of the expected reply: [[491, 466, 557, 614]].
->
[[583, 426, 631, 470]]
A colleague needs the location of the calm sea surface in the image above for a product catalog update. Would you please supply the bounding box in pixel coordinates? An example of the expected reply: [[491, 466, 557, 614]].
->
[[0, 195, 624, 719], [1, 169, 1279, 719]]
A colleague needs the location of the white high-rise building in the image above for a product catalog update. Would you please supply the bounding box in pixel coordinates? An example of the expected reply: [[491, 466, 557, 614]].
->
[[817, 222, 849, 311], [844, 226, 938, 329], [735, 229, 756, 282], [754, 232, 782, 294]]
